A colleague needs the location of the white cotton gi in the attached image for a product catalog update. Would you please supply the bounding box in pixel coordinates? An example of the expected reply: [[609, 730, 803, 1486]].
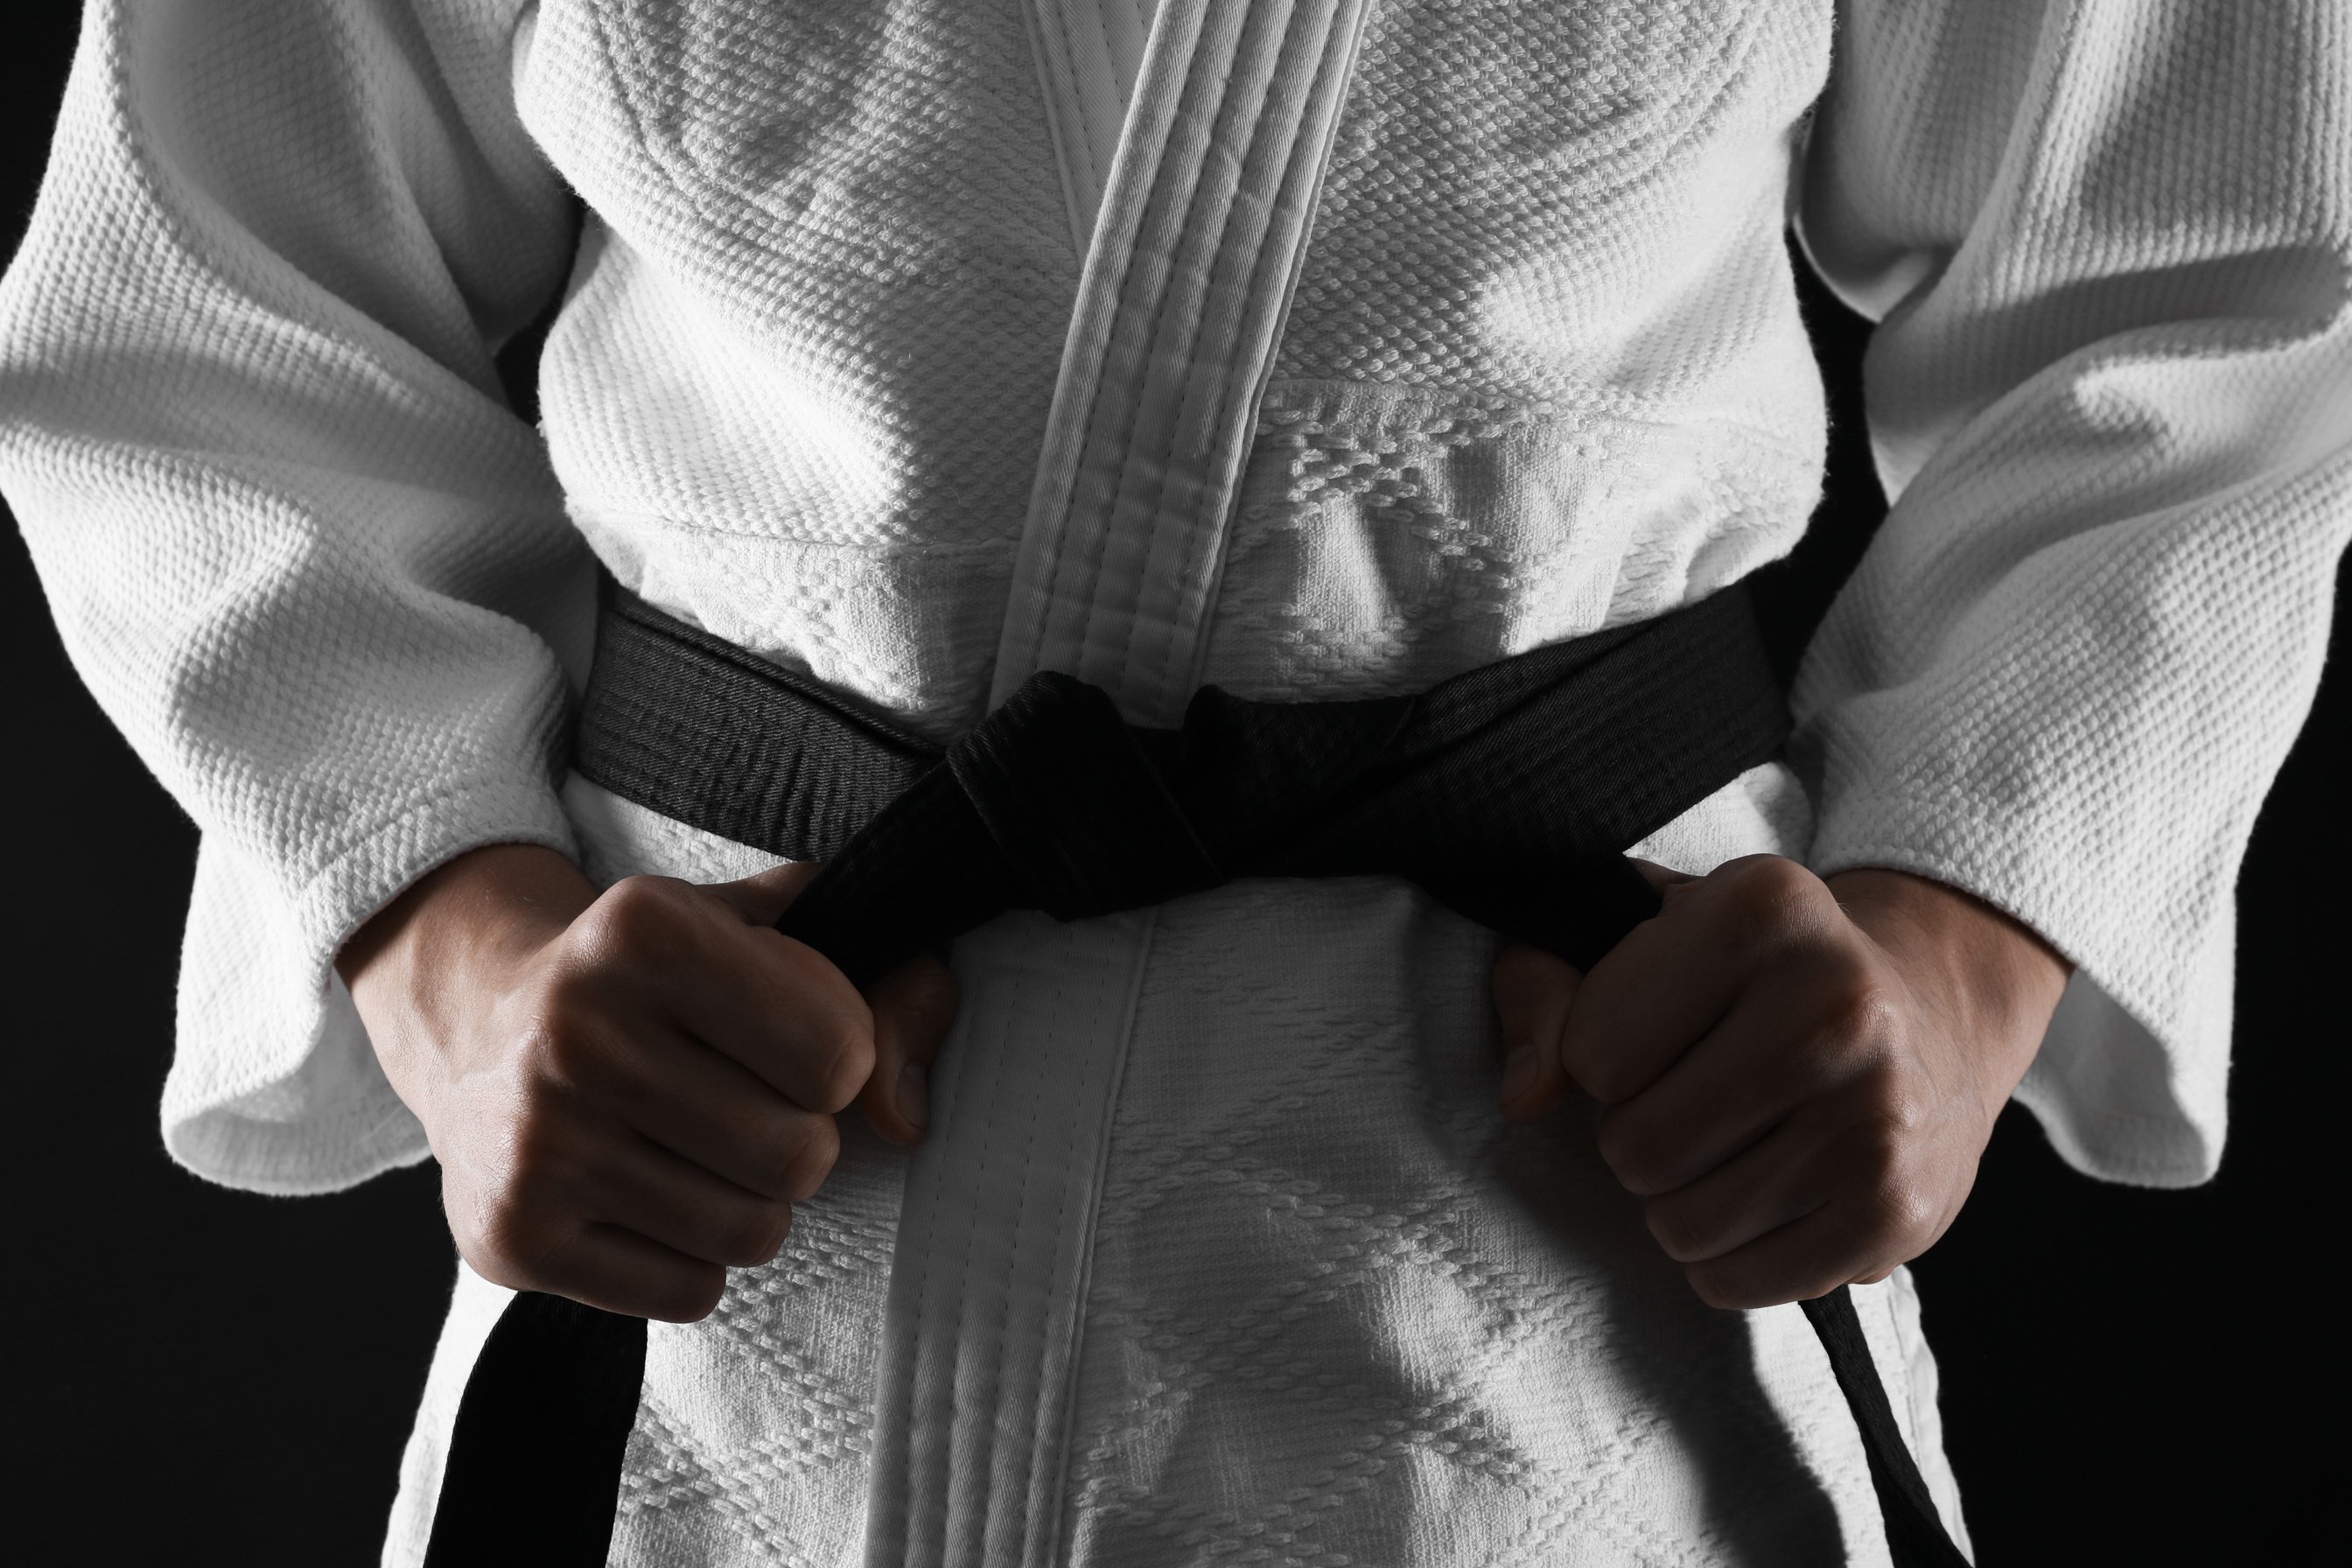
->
[[2, 0, 2346, 1563]]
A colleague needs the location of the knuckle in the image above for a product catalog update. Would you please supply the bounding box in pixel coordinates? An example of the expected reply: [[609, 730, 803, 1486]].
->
[[1684, 1261, 1754, 1312], [651, 1266, 729, 1325], [472, 1181, 559, 1279], [782, 1113, 843, 1200], [1790, 971, 1901, 1082], [582, 876, 691, 960], [454, 1244, 507, 1290], [514, 998, 598, 1086], [453, 1231, 533, 1294], [499, 1102, 570, 1193], [1580, 1066, 1633, 1107], [1867, 1079, 1933, 1141], [1824, 973, 1902, 1050], [1828, 1127, 1937, 1256], [810, 1029, 875, 1113], [1564, 1039, 1628, 1104], [1594, 1117, 1665, 1194], [466, 1114, 591, 1276], [1690, 1257, 1824, 1312], [1850, 1108, 1914, 1176], [724, 1202, 794, 1267], [1718, 855, 1825, 934], [1863, 1171, 1941, 1252], [1645, 1196, 1711, 1264]]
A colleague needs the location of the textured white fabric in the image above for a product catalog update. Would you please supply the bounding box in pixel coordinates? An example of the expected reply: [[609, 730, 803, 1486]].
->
[[2, 0, 2345, 1561], [10, 0, 2339, 1198], [382, 774, 1966, 1567], [1025, 0, 1158, 248], [0, 0, 595, 1191], [1794, 0, 2352, 1187]]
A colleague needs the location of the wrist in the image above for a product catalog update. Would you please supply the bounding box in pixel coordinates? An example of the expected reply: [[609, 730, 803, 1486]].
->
[[1824, 865, 2071, 1116], [338, 843, 598, 1109]]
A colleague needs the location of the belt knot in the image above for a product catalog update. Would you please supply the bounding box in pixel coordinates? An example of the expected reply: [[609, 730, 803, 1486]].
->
[[947, 671, 1225, 920]]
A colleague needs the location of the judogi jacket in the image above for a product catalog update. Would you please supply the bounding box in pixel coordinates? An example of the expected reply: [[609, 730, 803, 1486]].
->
[[4, 0, 2346, 1562]]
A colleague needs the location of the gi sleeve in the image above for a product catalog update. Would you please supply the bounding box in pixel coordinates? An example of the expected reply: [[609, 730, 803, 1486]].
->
[[0, 0, 591, 1194], [1792, 0, 2352, 1186]]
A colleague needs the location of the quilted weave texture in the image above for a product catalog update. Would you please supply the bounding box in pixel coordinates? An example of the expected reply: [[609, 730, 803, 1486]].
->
[[376, 773, 1951, 1565], [1059, 877, 1936, 1566], [1794, 0, 2352, 1183], [519, 0, 1082, 739], [3, 0, 2338, 1196], [1, 0, 2347, 1561], [1271, 0, 1825, 401]]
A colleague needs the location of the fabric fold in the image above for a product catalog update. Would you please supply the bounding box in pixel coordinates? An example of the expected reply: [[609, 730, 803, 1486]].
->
[[1793, 0, 2352, 1187]]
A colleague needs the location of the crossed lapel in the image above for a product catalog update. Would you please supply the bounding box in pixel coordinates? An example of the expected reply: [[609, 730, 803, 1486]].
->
[[994, 0, 1380, 728]]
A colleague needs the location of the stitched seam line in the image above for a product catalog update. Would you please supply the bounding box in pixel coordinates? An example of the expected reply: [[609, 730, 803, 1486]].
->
[[1126, 0, 1327, 706], [1028, 0, 1226, 680], [1051, 0, 1107, 206], [1171, 0, 1368, 710], [1030, 908, 1159, 1564], [1078, 0, 1299, 704]]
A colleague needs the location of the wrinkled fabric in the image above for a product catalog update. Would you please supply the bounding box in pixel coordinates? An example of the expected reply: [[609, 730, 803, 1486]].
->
[[2, 0, 2345, 1562]]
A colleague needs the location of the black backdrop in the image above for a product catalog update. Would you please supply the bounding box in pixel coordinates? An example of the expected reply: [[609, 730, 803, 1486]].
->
[[1, 10, 2337, 1564]]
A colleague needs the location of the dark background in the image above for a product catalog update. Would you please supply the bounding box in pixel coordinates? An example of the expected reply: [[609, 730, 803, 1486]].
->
[[2, 9, 2337, 1563]]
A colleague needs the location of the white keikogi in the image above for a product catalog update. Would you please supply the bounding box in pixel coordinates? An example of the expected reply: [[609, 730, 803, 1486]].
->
[[3, 0, 2346, 1563]]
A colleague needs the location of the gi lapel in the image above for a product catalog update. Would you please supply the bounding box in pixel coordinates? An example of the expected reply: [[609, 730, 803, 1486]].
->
[[992, 0, 1378, 729], [864, 6, 1377, 1566], [1021, 0, 1154, 256]]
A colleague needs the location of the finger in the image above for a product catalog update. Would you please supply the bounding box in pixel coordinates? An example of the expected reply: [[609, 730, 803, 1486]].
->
[[564, 876, 874, 1111], [1640, 1119, 1834, 1265], [1492, 942, 1581, 1121], [704, 860, 825, 926], [1678, 1204, 1892, 1311], [1555, 911, 1738, 1107], [857, 952, 961, 1146], [1624, 856, 1702, 895], [582, 1128, 801, 1270], [667, 915, 876, 1113], [1558, 854, 1819, 1105], [1594, 974, 1848, 1195], [588, 1027, 842, 1200], [1677, 1150, 1954, 1312], [535, 1223, 730, 1324]]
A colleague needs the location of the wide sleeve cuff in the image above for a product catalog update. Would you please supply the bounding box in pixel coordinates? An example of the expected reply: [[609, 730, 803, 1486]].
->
[[1793, 0, 2351, 1188], [161, 774, 578, 1195], [1806, 788, 2230, 1190]]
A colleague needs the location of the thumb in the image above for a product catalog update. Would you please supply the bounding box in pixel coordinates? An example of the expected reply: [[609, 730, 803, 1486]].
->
[[1623, 854, 1702, 912], [1493, 940, 1583, 1123], [856, 951, 961, 1147], [704, 859, 825, 926]]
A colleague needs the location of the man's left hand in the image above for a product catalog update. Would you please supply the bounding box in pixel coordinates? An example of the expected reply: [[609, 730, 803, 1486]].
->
[[1491, 857, 2072, 1309]]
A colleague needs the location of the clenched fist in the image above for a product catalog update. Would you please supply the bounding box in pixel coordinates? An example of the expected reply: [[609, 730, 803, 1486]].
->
[[338, 844, 957, 1324], [1492, 857, 2070, 1310]]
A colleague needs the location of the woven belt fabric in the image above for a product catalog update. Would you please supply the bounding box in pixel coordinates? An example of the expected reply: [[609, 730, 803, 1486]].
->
[[420, 578, 1970, 1568]]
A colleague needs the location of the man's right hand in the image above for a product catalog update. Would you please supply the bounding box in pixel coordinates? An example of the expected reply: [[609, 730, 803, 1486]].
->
[[336, 844, 957, 1324]]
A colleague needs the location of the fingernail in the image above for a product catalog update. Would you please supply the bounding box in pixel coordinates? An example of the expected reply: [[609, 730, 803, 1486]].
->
[[1499, 1046, 1539, 1108], [896, 1060, 930, 1131]]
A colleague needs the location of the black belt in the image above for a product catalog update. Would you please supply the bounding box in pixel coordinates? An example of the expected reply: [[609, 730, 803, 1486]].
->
[[421, 578, 1969, 1567]]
